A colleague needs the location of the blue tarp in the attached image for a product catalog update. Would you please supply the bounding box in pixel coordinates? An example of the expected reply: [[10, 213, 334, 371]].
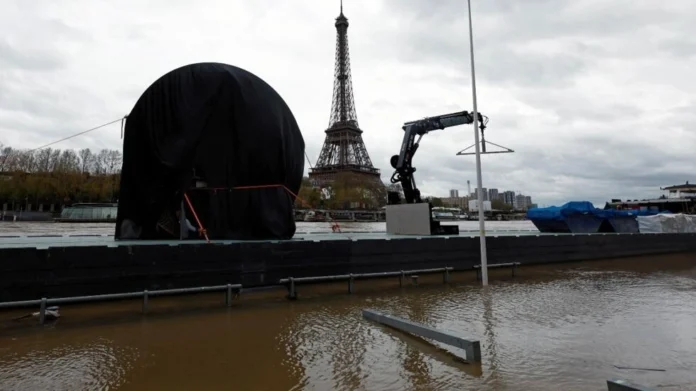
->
[[526, 201, 598, 221], [527, 201, 664, 221]]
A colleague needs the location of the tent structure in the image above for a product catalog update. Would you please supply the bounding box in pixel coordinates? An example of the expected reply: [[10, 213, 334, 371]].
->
[[115, 62, 305, 240]]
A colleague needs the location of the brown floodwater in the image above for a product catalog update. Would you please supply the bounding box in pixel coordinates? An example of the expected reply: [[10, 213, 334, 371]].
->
[[1, 254, 695, 391]]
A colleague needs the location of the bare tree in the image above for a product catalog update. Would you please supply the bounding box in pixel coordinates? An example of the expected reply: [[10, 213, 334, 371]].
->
[[56, 149, 80, 173], [48, 149, 62, 172], [0, 145, 13, 172], [35, 149, 52, 173], [14, 150, 36, 172], [78, 148, 92, 173], [92, 149, 110, 174], [105, 150, 123, 174]]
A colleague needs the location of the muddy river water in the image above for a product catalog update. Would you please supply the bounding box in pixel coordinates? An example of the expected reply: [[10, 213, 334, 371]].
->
[[0, 223, 694, 390], [1, 254, 695, 390]]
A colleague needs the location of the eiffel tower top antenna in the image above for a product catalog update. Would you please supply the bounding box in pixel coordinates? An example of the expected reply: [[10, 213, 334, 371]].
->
[[328, 0, 358, 128]]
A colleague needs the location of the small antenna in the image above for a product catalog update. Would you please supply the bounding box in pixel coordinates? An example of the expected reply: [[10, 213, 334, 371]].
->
[[340, 0, 343, 14]]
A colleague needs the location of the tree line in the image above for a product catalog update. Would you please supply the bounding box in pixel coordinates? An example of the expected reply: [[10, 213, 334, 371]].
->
[[295, 172, 394, 210], [0, 144, 397, 211], [0, 144, 122, 208]]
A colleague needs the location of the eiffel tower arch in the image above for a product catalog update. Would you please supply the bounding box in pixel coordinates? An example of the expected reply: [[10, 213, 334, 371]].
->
[[308, 2, 382, 190]]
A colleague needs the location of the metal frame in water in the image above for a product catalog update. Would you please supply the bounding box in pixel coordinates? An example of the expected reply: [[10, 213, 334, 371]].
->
[[362, 308, 482, 362], [607, 379, 656, 391]]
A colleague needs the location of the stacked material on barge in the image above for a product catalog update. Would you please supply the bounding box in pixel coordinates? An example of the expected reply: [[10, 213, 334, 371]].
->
[[526, 201, 661, 234], [637, 213, 696, 233]]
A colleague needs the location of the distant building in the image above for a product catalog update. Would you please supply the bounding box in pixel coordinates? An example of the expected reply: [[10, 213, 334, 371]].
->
[[449, 189, 459, 198], [441, 196, 468, 209], [488, 188, 499, 202], [502, 191, 515, 206], [514, 194, 533, 211], [470, 188, 488, 201]]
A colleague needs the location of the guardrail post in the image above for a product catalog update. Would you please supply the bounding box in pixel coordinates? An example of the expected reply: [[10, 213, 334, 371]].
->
[[443, 268, 450, 284], [142, 290, 149, 314], [287, 277, 297, 300], [39, 298, 47, 325], [400, 271, 405, 287], [348, 274, 354, 294], [226, 284, 233, 307], [511, 263, 517, 277]]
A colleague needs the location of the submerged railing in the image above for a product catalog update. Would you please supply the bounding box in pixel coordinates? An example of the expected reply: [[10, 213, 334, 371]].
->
[[0, 284, 242, 324], [0, 266, 482, 324], [280, 267, 453, 299]]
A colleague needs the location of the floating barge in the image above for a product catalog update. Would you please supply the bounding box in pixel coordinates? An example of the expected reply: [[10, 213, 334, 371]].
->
[[1, 230, 696, 303]]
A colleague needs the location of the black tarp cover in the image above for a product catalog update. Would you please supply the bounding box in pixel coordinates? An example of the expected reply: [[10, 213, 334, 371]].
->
[[115, 62, 305, 240]]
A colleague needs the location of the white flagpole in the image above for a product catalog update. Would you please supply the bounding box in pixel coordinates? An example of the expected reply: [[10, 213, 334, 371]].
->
[[467, 0, 489, 286]]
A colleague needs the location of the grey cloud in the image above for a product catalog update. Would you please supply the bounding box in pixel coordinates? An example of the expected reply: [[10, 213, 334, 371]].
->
[[365, 2, 696, 205], [368, 25, 592, 90], [0, 40, 65, 71], [0, 76, 107, 125], [0, 13, 89, 72], [383, 0, 683, 42], [1, 0, 694, 207], [659, 38, 696, 59], [431, 133, 694, 203], [371, 0, 694, 90]]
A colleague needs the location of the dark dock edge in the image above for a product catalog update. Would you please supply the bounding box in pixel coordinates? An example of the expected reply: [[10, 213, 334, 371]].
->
[[1, 232, 696, 303]]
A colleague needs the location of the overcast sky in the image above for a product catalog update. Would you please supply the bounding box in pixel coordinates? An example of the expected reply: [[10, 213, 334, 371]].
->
[[1, 0, 694, 206]]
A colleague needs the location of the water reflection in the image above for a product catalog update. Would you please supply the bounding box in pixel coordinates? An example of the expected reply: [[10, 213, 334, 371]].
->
[[1, 255, 695, 391], [0, 338, 140, 391]]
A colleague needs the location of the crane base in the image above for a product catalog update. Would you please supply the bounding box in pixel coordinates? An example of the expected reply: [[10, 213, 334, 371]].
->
[[385, 203, 460, 236]]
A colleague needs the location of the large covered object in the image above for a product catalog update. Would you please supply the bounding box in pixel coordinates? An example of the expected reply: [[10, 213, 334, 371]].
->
[[116, 63, 305, 240]]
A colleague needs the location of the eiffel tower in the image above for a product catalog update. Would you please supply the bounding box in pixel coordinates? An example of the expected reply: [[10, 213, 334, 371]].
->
[[308, 1, 381, 186]]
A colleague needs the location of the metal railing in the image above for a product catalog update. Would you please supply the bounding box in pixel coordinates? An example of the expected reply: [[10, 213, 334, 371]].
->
[[280, 267, 453, 299], [0, 284, 242, 324], [474, 262, 520, 280], [1, 266, 469, 324]]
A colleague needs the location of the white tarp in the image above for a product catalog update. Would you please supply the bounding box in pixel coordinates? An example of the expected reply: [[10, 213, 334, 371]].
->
[[637, 213, 696, 233]]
